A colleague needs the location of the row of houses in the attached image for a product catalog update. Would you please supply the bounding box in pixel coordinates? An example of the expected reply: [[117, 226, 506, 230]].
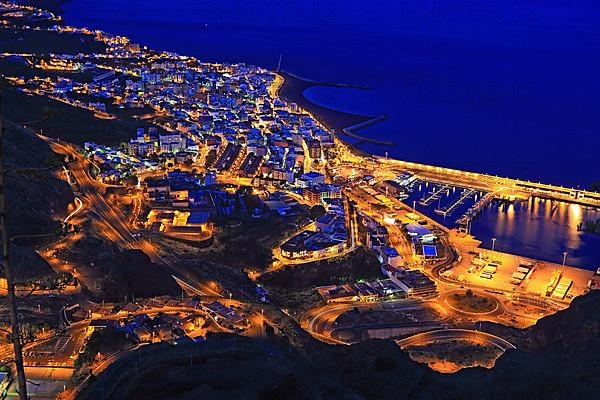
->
[[317, 279, 406, 303]]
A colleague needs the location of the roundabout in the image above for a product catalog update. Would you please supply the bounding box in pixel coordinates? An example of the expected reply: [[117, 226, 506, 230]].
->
[[443, 289, 499, 315]]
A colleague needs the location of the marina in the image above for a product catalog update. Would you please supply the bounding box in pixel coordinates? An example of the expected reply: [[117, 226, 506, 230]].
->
[[401, 180, 600, 270], [418, 184, 450, 207], [434, 188, 476, 217]]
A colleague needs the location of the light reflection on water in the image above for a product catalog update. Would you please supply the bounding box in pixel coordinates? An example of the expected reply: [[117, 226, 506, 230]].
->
[[404, 182, 600, 270], [469, 198, 600, 270]]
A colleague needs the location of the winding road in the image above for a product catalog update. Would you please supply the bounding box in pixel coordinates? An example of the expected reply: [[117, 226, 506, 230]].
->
[[396, 328, 516, 352], [39, 135, 223, 298]]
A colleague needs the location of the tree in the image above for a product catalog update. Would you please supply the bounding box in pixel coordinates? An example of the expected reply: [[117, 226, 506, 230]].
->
[[123, 174, 138, 187], [465, 289, 474, 297], [45, 151, 66, 168], [309, 205, 326, 220], [205, 149, 217, 168]]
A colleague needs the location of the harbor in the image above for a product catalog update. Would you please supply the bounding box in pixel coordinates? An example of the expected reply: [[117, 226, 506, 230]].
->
[[435, 188, 476, 217], [418, 184, 451, 207], [399, 180, 600, 270]]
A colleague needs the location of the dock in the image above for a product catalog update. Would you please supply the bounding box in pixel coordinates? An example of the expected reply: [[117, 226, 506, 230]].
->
[[342, 115, 394, 146], [434, 189, 476, 217], [456, 192, 495, 226], [419, 185, 450, 207]]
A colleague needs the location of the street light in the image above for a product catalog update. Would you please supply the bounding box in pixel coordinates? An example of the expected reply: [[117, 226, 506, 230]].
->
[[412, 200, 416, 212], [562, 251, 567, 267], [491, 237, 496, 252]]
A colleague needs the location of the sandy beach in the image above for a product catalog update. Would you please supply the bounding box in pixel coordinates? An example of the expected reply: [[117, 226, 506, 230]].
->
[[277, 71, 392, 147]]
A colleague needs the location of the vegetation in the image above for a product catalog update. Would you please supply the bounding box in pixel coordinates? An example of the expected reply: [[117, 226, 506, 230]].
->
[[199, 215, 304, 271], [45, 151, 66, 168], [26, 271, 77, 292], [204, 149, 217, 168], [373, 356, 397, 372], [1, 86, 156, 146], [447, 291, 496, 313], [0, 323, 51, 346], [69, 328, 126, 388], [79, 334, 357, 400], [259, 247, 381, 312], [0, 25, 105, 55], [309, 204, 326, 220], [263, 247, 381, 289], [406, 339, 503, 372], [95, 249, 181, 301], [266, 287, 322, 314]]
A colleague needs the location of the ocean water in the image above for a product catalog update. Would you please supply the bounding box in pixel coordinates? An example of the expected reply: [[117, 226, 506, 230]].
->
[[61, 0, 600, 268], [62, 0, 600, 188]]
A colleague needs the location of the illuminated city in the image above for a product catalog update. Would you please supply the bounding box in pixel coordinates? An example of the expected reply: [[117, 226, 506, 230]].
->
[[0, 1, 599, 399]]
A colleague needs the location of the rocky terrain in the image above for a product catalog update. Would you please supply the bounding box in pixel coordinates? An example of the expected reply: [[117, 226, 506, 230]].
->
[[82, 290, 600, 399], [328, 291, 600, 399], [2, 121, 73, 281]]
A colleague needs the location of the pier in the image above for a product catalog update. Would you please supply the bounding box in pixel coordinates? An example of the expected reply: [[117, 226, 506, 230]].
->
[[419, 184, 450, 207], [434, 189, 476, 217], [382, 158, 600, 209], [456, 192, 495, 226], [277, 70, 392, 148], [342, 115, 394, 146]]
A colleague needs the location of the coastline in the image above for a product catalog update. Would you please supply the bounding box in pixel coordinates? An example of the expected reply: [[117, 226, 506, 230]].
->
[[14, 1, 600, 270], [276, 71, 393, 148], [277, 70, 600, 199], [274, 71, 600, 270]]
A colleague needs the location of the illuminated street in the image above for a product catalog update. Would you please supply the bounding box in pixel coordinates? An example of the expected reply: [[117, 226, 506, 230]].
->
[[1, 2, 600, 399]]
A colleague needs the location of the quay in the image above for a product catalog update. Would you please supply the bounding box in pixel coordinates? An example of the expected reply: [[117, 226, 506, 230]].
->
[[456, 192, 495, 226], [378, 158, 600, 209]]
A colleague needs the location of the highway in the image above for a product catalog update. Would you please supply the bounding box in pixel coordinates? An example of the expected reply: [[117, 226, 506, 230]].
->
[[63, 197, 84, 224], [39, 135, 223, 298]]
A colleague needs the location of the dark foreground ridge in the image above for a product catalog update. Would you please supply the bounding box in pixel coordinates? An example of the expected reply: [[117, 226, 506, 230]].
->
[[83, 291, 600, 400]]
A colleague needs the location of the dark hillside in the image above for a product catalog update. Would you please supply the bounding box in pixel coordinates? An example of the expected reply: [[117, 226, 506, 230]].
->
[[1, 121, 73, 281]]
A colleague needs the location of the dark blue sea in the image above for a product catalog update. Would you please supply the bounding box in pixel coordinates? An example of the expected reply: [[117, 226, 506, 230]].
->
[[62, 0, 600, 269]]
